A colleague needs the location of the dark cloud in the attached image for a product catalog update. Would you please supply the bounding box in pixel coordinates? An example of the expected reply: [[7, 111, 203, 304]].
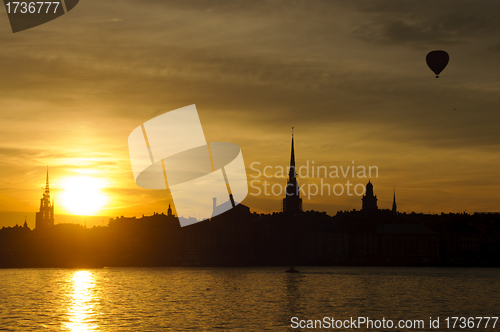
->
[[352, 0, 500, 47]]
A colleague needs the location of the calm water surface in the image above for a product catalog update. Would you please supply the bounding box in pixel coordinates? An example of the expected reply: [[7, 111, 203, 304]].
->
[[0, 267, 499, 331]]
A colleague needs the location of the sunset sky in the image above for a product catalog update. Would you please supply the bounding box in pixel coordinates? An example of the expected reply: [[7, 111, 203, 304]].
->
[[1, 0, 500, 228]]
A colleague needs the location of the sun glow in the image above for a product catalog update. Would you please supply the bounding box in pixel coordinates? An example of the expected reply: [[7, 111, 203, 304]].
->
[[60, 176, 108, 216]]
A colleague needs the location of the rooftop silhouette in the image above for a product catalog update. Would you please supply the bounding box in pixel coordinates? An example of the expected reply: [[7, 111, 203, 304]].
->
[[0, 131, 499, 268]]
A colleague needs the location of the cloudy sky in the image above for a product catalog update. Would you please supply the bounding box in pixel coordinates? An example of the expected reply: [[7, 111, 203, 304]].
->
[[1, 0, 500, 228]]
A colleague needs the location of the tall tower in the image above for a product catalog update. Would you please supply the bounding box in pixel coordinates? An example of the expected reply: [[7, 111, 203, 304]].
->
[[392, 186, 397, 214], [283, 128, 302, 214], [35, 167, 54, 229], [361, 179, 378, 212]]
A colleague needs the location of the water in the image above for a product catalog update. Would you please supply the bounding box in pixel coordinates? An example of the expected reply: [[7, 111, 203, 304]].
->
[[0, 267, 499, 331]]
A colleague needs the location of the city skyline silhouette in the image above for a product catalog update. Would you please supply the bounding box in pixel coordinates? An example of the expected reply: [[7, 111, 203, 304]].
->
[[1, 124, 498, 230], [0, 129, 497, 269], [1, 2, 500, 226]]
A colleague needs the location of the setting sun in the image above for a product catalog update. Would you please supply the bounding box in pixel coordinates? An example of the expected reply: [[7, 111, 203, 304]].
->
[[60, 176, 108, 216]]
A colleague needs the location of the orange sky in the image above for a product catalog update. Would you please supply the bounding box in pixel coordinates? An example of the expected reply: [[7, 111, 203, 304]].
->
[[1, 0, 500, 228]]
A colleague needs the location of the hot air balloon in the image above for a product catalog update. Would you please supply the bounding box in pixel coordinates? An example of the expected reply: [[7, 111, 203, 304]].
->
[[426, 50, 449, 78]]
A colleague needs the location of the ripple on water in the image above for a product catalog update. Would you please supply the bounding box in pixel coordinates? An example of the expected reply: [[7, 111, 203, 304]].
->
[[1, 267, 500, 331]]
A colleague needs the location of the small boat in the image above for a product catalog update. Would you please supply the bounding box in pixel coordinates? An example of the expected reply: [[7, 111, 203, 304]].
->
[[285, 266, 299, 273]]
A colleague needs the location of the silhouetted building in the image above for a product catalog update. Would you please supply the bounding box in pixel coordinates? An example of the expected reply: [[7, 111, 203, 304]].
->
[[392, 187, 397, 214], [167, 204, 173, 217], [377, 224, 439, 263], [283, 128, 302, 214], [35, 167, 54, 230], [362, 180, 378, 212], [212, 195, 237, 218], [3, 137, 500, 268]]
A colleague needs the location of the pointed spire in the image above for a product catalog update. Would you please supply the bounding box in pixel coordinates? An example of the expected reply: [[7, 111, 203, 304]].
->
[[45, 166, 50, 195], [283, 127, 302, 214], [392, 186, 397, 214], [290, 127, 295, 169]]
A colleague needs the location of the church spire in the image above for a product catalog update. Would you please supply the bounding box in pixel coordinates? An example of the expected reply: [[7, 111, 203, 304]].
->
[[167, 203, 173, 217], [392, 186, 397, 214], [361, 179, 378, 212], [283, 127, 302, 214], [288, 127, 297, 182], [45, 166, 50, 195], [290, 127, 295, 169], [36, 167, 54, 229]]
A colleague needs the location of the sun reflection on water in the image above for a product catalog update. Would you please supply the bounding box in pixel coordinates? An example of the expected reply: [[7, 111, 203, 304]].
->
[[65, 270, 98, 332]]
